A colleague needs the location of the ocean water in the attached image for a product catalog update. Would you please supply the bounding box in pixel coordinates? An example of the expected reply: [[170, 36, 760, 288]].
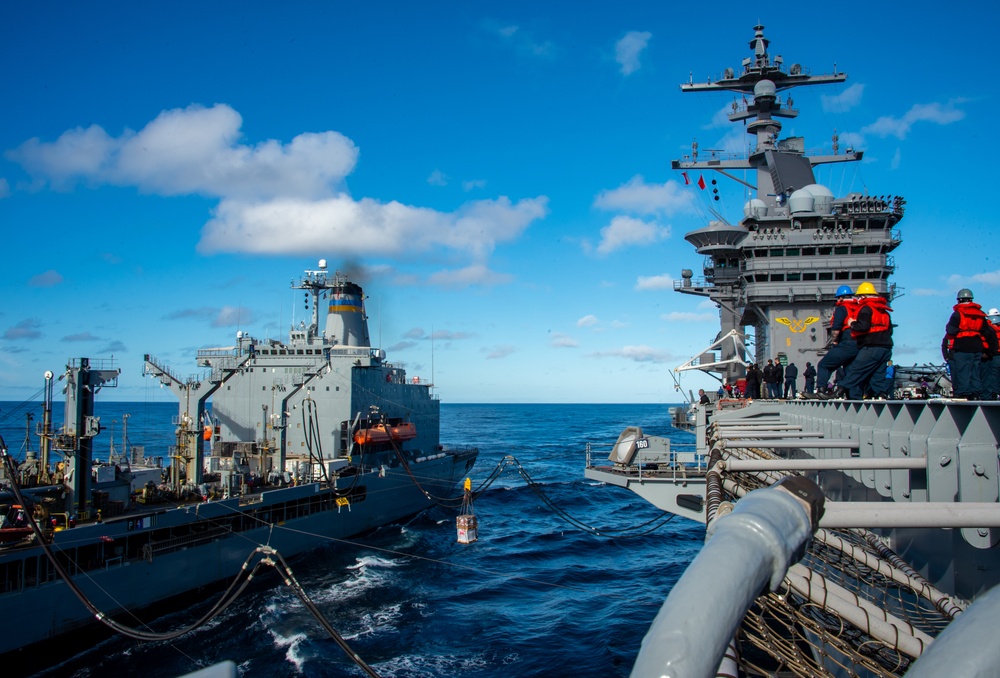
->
[[1, 402, 704, 677]]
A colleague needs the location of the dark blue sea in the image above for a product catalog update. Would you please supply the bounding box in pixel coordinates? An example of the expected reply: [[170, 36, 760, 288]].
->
[[0, 402, 704, 677]]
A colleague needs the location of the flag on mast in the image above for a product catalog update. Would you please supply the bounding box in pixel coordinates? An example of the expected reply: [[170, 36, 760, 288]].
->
[[697, 174, 707, 190], [682, 171, 691, 185]]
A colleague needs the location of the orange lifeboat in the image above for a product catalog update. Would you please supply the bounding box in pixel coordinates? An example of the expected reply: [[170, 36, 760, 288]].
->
[[354, 422, 417, 446]]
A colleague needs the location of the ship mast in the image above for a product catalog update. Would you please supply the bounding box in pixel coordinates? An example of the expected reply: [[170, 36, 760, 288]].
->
[[672, 24, 862, 211], [672, 25, 903, 378]]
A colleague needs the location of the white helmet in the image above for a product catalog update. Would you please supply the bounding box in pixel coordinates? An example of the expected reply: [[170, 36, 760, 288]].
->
[[990, 307, 1000, 317]]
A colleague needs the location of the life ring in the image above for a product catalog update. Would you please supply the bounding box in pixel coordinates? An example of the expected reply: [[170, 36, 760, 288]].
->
[[203, 425, 213, 441]]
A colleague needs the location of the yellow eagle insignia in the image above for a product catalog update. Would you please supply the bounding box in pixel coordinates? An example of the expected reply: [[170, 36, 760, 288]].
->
[[775, 316, 820, 333]]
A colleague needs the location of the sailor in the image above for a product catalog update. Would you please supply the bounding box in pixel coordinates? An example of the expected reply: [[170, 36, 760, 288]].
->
[[834, 282, 893, 399], [816, 285, 860, 395], [876, 360, 896, 398], [944, 289, 997, 399], [762, 359, 777, 398], [773, 359, 784, 398], [803, 361, 817, 394], [744, 363, 761, 399], [783, 362, 798, 399], [698, 388, 711, 405], [984, 308, 1000, 399]]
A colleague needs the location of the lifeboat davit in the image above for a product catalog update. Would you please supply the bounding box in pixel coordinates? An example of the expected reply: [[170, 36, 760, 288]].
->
[[354, 422, 417, 446]]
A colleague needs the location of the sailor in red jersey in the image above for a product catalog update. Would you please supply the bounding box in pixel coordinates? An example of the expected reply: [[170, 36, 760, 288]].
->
[[944, 289, 998, 399], [815, 285, 860, 394], [836, 282, 892, 399]]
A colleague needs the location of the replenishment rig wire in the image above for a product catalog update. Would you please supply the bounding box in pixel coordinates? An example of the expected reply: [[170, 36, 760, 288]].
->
[[0, 435, 381, 677]]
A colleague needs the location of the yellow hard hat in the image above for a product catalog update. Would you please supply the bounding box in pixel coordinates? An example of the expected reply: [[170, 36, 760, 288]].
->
[[855, 282, 877, 295]]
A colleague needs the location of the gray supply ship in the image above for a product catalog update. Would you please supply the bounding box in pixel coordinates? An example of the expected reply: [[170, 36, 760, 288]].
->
[[0, 259, 477, 660], [587, 26, 1000, 677]]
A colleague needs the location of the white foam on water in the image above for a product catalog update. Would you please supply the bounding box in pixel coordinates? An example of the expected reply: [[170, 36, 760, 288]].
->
[[373, 650, 516, 677], [307, 554, 407, 605], [341, 602, 402, 640], [269, 627, 309, 674]]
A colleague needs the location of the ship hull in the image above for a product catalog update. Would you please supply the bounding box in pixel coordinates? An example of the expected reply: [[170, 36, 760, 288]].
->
[[0, 448, 476, 658]]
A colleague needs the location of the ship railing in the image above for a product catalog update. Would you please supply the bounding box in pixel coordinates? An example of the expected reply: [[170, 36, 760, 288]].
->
[[673, 277, 713, 291], [633, 446, 708, 482], [68, 357, 117, 371], [196, 348, 238, 359], [586, 443, 708, 482], [145, 354, 204, 387]]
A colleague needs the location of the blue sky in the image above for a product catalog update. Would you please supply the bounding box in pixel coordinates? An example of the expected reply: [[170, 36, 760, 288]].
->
[[1, 1, 996, 404]]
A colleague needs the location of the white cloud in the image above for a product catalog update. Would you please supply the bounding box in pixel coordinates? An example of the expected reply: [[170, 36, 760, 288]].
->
[[837, 131, 865, 151], [890, 148, 902, 170], [3, 318, 43, 341], [615, 31, 651, 76], [388, 340, 418, 352], [821, 83, 865, 113], [947, 270, 1000, 288], [705, 104, 734, 130], [0, 178, 9, 198], [487, 21, 555, 58], [635, 274, 674, 291], [577, 314, 599, 327], [549, 332, 578, 348], [29, 270, 63, 287], [594, 215, 668, 256], [589, 345, 674, 363], [9, 105, 358, 200], [661, 311, 717, 322], [426, 264, 514, 288], [428, 169, 448, 186], [8, 104, 549, 272], [201, 194, 547, 259], [463, 179, 487, 191], [430, 330, 476, 341], [98, 340, 127, 354], [213, 306, 253, 327], [593, 175, 691, 215], [862, 99, 966, 140], [485, 345, 516, 359]]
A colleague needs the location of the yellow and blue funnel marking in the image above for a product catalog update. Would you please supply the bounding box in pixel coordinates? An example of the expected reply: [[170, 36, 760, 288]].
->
[[329, 293, 363, 314]]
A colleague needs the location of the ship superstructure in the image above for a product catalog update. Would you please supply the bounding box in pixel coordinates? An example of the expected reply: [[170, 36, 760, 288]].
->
[[143, 260, 441, 493], [673, 24, 903, 376]]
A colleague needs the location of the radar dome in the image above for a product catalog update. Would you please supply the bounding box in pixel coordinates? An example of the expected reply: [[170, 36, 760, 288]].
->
[[802, 184, 834, 214], [743, 198, 768, 219], [788, 188, 815, 214], [754, 79, 776, 99]]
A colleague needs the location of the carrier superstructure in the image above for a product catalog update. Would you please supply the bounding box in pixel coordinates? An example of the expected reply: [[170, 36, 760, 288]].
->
[[673, 24, 903, 376]]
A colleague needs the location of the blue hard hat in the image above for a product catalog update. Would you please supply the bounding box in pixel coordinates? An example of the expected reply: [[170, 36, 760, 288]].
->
[[835, 285, 853, 297]]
